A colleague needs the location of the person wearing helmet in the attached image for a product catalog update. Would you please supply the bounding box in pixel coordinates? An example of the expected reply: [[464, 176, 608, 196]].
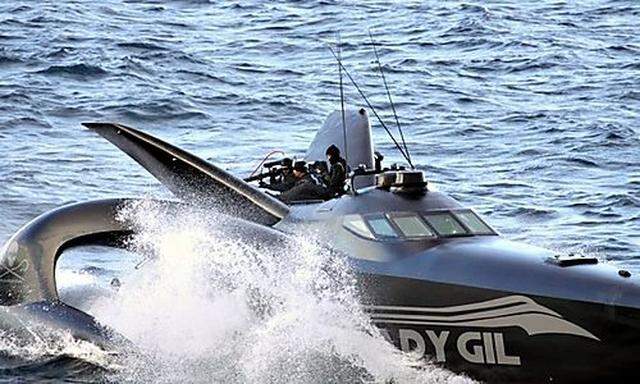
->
[[323, 144, 347, 198]]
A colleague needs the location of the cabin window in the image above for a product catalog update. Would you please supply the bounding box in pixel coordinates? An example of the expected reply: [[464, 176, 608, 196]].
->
[[423, 213, 467, 236], [454, 211, 494, 235], [343, 215, 375, 239], [389, 214, 436, 238], [366, 216, 399, 238]]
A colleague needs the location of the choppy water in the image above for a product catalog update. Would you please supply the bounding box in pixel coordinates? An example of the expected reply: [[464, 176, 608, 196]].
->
[[0, 0, 639, 382]]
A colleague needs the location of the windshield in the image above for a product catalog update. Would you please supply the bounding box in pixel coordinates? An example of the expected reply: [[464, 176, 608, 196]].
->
[[389, 214, 436, 238], [367, 215, 399, 238], [453, 211, 494, 235], [343, 214, 375, 239], [423, 213, 467, 236], [342, 210, 496, 241]]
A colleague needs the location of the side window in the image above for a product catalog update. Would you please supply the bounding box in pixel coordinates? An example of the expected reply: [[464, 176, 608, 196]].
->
[[423, 213, 467, 236], [343, 214, 374, 239], [366, 216, 399, 238], [454, 211, 494, 235], [389, 214, 435, 238]]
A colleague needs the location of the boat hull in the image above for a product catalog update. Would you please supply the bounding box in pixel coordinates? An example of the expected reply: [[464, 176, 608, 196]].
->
[[358, 273, 640, 383]]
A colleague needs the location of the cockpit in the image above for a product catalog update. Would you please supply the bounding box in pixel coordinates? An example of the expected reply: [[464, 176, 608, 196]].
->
[[343, 209, 496, 241]]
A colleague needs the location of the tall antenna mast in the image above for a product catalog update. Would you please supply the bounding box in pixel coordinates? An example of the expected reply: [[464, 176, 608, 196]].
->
[[338, 33, 348, 167], [328, 45, 412, 166], [369, 29, 413, 169]]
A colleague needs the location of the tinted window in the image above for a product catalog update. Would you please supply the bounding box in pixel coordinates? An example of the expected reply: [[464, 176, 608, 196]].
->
[[390, 215, 435, 238], [455, 211, 494, 235], [343, 215, 374, 239], [423, 213, 467, 236], [367, 217, 399, 238]]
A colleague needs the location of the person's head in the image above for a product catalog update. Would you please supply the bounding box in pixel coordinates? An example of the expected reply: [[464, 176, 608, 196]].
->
[[281, 157, 293, 174], [325, 144, 341, 164], [312, 160, 328, 175], [292, 161, 308, 178]]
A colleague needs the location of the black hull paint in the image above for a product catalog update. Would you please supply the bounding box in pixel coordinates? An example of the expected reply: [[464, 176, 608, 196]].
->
[[358, 273, 640, 383]]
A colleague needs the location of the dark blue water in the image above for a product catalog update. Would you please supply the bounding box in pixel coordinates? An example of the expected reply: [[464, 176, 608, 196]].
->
[[0, 1, 639, 382]]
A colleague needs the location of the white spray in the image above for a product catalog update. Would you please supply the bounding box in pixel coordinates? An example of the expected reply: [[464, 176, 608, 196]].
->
[[86, 199, 473, 384]]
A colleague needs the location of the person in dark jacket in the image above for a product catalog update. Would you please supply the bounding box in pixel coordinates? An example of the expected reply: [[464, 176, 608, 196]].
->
[[261, 158, 295, 192], [278, 161, 325, 203], [323, 144, 347, 198]]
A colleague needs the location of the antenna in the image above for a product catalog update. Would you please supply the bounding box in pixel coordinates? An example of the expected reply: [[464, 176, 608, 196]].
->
[[338, 33, 348, 167], [327, 45, 412, 166], [369, 29, 413, 169]]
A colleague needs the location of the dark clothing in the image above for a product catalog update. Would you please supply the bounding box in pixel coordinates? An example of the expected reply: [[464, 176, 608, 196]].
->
[[278, 173, 325, 203], [263, 172, 296, 192], [323, 160, 346, 198]]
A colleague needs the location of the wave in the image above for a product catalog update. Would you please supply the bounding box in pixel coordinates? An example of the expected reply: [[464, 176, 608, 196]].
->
[[563, 156, 600, 168], [621, 90, 640, 101], [510, 206, 557, 219], [499, 112, 546, 123], [0, 328, 117, 382], [516, 148, 545, 156], [44, 47, 76, 58], [506, 59, 560, 73], [1, 117, 50, 129], [117, 42, 168, 51], [175, 69, 246, 86], [35, 63, 108, 78], [480, 180, 534, 189], [8, 5, 31, 13], [603, 193, 640, 208], [0, 355, 107, 382], [0, 91, 31, 102], [98, 100, 210, 122], [0, 54, 23, 65]]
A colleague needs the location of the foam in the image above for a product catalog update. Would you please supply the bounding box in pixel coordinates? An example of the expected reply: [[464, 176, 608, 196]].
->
[[87, 200, 473, 383]]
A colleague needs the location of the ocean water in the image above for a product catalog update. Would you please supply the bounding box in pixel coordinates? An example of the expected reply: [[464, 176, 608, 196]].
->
[[0, 0, 638, 382]]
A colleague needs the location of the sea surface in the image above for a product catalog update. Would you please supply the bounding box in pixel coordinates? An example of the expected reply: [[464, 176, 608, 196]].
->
[[0, 1, 638, 383]]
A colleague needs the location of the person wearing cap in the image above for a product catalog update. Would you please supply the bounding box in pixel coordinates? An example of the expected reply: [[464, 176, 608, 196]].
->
[[278, 161, 325, 203], [323, 144, 347, 198]]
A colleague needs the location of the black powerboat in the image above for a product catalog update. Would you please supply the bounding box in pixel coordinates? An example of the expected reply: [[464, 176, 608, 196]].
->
[[2, 41, 639, 381], [1, 110, 639, 383]]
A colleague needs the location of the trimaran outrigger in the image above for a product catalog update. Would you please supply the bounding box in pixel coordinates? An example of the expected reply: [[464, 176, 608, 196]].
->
[[1, 36, 639, 383]]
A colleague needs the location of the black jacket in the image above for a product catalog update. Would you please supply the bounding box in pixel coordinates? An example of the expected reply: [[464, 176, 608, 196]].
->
[[278, 173, 325, 203], [263, 172, 296, 192], [324, 160, 346, 197]]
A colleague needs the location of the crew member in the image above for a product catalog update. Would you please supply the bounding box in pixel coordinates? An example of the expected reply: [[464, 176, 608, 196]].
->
[[323, 144, 347, 198], [278, 161, 325, 203], [261, 158, 295, 192]]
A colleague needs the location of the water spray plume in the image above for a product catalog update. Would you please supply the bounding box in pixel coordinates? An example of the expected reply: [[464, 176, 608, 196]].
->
[[87, 200, 474, 384]]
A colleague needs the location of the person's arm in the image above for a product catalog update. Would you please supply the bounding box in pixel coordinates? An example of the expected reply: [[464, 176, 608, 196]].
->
[[278, 183, 306, 203], [265, 181, 290, 192]]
